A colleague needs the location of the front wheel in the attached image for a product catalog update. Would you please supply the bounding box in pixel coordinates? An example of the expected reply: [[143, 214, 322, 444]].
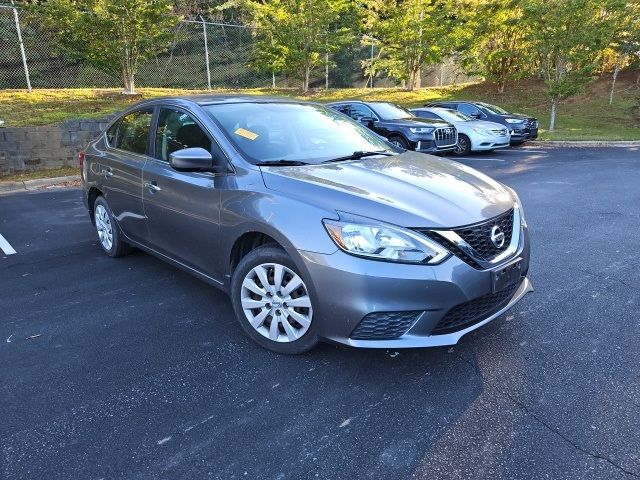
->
[[388, 135, 409, 150], [231, 245, 319, 354], [454, 134, 472, 156]]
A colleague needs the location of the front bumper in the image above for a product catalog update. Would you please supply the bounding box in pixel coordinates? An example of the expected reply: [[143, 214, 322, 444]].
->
[[471, 136, 510, 151], [411, 139, 456, 153], [297, 228, 531, 348]]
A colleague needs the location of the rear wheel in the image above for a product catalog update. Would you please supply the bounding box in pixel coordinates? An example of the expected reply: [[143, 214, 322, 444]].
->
[[389, 135, 409, 150], [454, 134, 472, 156], [93, 196, 133, 257], [231, 245, 319, 354]]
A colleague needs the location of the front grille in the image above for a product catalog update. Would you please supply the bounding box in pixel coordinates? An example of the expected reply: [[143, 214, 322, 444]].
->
[[434, 127, 456, 146], [431, 282, 520, 335], [455, 209, 514, 259], [350, 311, 422, 340], [419, 209, 515, 268]]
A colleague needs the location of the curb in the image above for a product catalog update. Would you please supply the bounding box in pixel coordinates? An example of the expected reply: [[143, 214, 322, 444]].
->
[[0, 175, 80, 194], [527, 140, 640, 148]]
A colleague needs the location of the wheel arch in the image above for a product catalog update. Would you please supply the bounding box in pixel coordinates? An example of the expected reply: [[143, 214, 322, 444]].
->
[[87, 187, 103, 224]]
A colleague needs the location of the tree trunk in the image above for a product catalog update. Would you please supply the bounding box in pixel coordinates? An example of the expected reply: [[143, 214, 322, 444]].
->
[[498, 79, 505, 94], [609, 64, 620, 105], [302, 65, 310, 93], [406, 68, 421, 91], [549, 97, 558, 131], [122, 70, 135, 95]]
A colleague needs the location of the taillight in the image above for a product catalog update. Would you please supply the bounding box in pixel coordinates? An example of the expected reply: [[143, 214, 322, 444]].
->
[[78, 151, 85, 180]]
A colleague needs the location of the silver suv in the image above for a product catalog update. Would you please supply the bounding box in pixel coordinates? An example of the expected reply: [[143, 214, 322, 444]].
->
[[81, 95, 532, 354]]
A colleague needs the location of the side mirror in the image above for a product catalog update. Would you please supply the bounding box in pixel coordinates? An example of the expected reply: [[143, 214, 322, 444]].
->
[[359, 116, 376, 125], [169, 147, 224, 173], [470, 112, 482, 119]]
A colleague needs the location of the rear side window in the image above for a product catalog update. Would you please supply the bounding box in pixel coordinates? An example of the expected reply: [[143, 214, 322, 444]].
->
[[117, 110, 153, 155], [155, 108, 211, 161]]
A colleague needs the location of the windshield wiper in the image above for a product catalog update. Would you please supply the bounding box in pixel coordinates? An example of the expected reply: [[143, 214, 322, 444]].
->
[[322, 150, 395, 164], [255, 160, 309, 166]]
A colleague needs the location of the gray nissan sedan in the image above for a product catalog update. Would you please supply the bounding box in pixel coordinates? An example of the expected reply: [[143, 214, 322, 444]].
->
[[81, 95, 532, 354]]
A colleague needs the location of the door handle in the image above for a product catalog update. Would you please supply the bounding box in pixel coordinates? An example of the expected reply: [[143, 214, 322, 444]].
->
[[144, 181, 161, 193], [101, 167, 113, 177]]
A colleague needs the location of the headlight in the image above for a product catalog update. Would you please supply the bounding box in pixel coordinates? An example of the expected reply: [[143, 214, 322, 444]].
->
[[471, 126, 492, 136], [505, 118, 524, 124], [323, 219, 450, 264], [409, 127, 434, 134], [504, 186, 527, 228]]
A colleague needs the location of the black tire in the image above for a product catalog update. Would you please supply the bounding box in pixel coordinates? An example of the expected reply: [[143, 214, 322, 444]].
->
[[388, 135, 409, 150], [231, 245, 320, 354], [93, 196, 133, 258], [454, 134, 472, 156]]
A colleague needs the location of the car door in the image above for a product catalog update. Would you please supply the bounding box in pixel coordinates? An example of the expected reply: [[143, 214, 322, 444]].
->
[[101, 108, 153, 243], [346, 103, 384, 135], [142, 106, 224, 279]]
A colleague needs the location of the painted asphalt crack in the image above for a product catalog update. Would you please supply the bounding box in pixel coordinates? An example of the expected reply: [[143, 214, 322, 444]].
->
[[452, 351, 640, 479]]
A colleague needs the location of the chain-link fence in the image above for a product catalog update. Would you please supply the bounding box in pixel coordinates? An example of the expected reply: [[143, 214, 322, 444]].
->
[[1, 5, 475, 91]]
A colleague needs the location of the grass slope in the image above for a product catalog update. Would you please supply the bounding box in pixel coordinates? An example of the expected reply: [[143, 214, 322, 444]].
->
[[1, 74, 638, 140]]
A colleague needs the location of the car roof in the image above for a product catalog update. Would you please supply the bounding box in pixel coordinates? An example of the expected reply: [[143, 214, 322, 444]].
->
[[130, 94, 315, 109]]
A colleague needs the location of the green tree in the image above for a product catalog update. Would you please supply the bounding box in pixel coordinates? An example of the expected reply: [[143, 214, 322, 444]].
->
[[365, 0, 459, 91], [35, 0, 179, 94], [461, 0, 533, 93], [525, 0, 619, 130], [601, 1, 640, 104], [231, 0, 350, 92]]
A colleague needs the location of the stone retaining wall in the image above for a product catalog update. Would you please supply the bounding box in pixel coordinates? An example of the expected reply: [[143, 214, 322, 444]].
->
[[0, 117, 112, 175]]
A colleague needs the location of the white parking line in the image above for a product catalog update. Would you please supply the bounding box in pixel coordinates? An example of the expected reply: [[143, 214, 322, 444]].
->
[[0, 233, 17, 255]]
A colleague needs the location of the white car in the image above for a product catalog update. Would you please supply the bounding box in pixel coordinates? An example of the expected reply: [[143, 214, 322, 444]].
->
[[411, 107, 510, 156]]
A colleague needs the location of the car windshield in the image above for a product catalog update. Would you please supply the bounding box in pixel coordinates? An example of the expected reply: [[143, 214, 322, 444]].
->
[[369, 102, 414, 120], [434, 108, 472, 122], [205, 102, 393, 164], [476, 102, 510, 115]]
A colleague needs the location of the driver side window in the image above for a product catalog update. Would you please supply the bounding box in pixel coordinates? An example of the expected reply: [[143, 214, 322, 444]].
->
[[347, 104, 375, 121], [458, 103, 482, 118], [155, 108, 211, 162]]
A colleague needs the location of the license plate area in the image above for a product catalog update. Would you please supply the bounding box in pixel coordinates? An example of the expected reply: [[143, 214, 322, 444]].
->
[[492, 258, 523, 293]]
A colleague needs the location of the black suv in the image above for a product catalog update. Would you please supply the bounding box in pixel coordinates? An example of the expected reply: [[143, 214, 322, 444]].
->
[[327, 101, 457, 154], [424, 101, 538, 145]]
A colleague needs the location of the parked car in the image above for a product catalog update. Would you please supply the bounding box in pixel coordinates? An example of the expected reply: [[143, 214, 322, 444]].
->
[[81, 95, 532, 354], [327, 100, 457, 154], [424, 100, 538, 145], [411, 107, 510, 156]]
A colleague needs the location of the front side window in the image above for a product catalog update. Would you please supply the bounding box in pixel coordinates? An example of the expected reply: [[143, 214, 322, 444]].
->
[[155, 108, 211, 161], [458, 103, 482, 117], [106, 121, 120, 146], [205, 102, 392, 164], [117, 110, 153, 155], [347, 104, 376, 121]]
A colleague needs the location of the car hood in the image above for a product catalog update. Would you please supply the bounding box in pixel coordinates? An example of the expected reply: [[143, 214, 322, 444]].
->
[[385, 117, 452, 128], [260, 151, 514, 228], [449, 119, 507, 130], [499, 112, 536, 122]]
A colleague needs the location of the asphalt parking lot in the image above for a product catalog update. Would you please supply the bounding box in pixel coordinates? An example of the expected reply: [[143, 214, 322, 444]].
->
[[1, 146, 639, 479]]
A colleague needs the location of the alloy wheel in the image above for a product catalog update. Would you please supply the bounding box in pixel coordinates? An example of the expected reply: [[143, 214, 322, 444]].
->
[[240, 263, 313, 343], [455, 137, 468, 154], [95, 204, 113, 251]]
